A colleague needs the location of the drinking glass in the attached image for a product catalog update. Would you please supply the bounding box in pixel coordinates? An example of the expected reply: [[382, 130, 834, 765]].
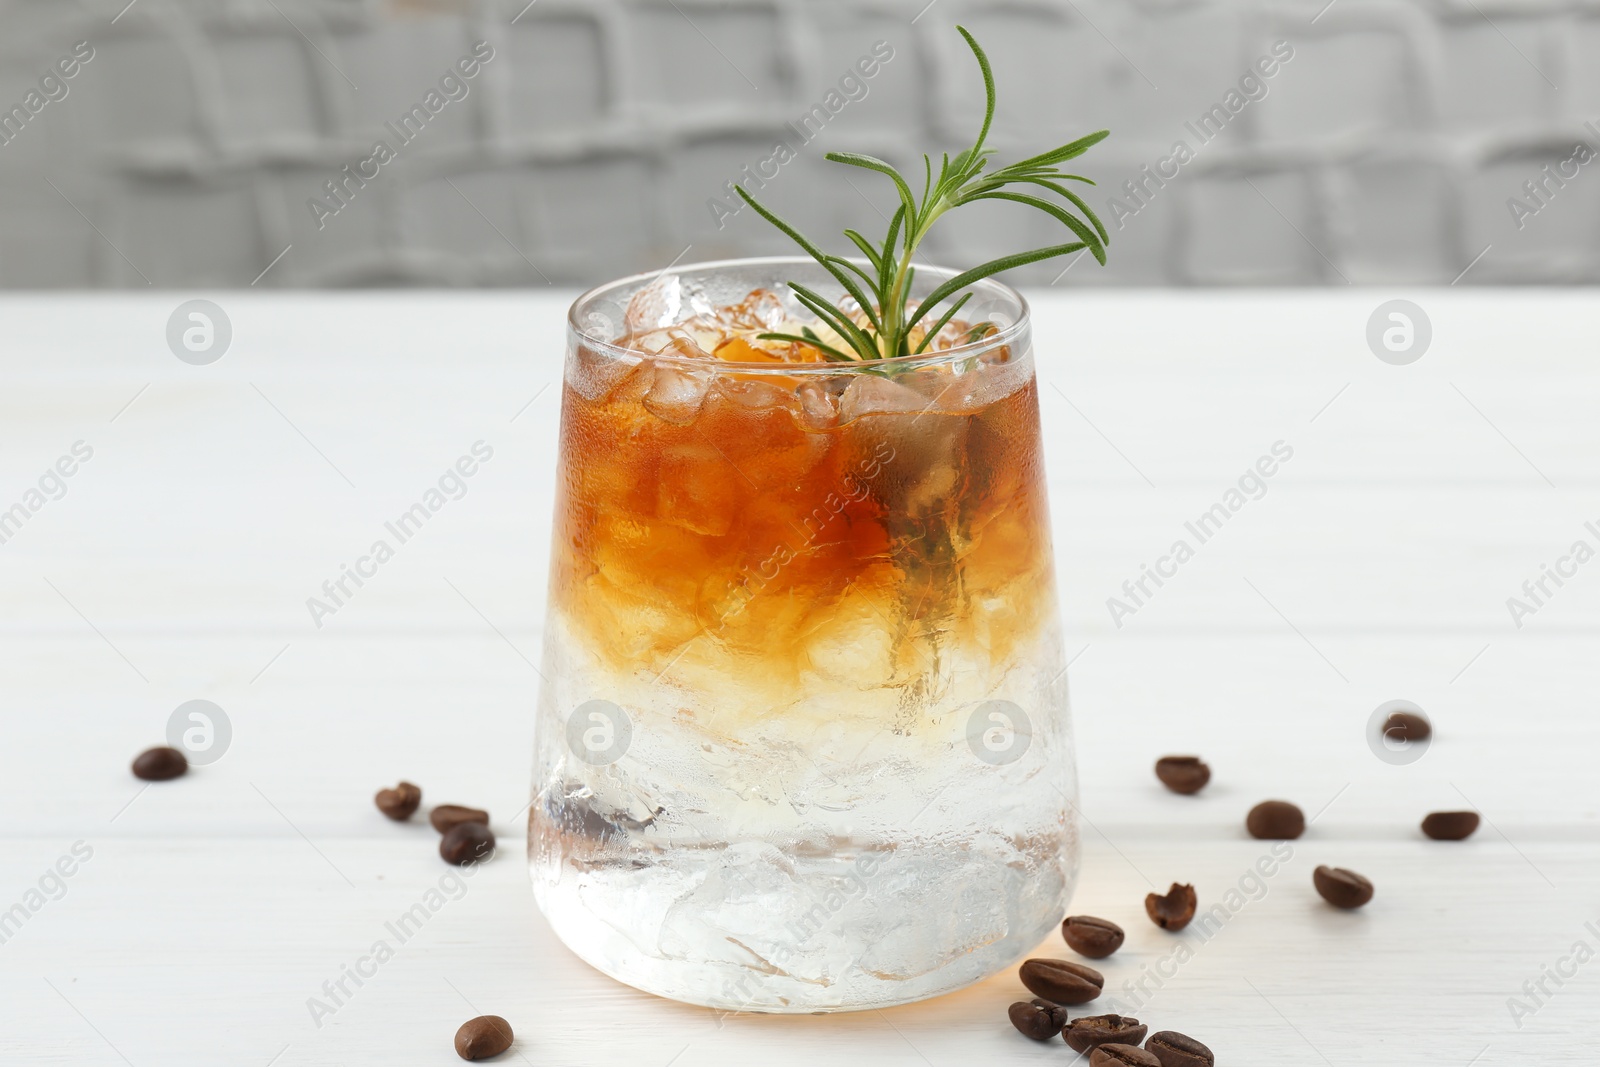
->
[[529, 257, 1076, 1012]]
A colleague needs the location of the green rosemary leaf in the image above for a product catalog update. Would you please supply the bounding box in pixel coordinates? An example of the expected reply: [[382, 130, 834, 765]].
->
[[830, 254, 880, 292], [800, 325, 861, 363], [986, 174, 1109, 241], [1024, 178, 1110, 244], [913, 292, 972, 355], [758, 330, 857, 362], [987, 171, 1097, 191], [824, 151, 918, 222], [841, 229, 882, 272], [823, 255, 885, 332], [960, 190, 1106, 264], [787, 283, 861, 339], [734, 186, 877, 324], [955, 25, 997, 161], [789, 282, 878, 357], [880, 206, 905, 296], [783, 283, 854, 334], [999, 172, 1097, 188], [905, 242, 1087, 334], [1004, 130, 1111, 173], [1061, 199, 1111, 248]]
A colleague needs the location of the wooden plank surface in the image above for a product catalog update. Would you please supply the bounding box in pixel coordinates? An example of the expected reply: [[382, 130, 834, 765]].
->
[[1, 291, 1596, 1065]]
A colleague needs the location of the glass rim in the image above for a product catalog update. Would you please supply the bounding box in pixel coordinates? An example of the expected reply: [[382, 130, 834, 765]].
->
[[567, 255, 1031, 376]]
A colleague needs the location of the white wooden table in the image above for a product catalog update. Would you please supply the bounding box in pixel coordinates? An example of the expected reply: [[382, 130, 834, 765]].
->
[[2, 291, 1596, 1065]]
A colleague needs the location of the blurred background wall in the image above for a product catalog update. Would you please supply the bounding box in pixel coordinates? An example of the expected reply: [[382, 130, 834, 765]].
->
[[0, 0, 1596, 288]]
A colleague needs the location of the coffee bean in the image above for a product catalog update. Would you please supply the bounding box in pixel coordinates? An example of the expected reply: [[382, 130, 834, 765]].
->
[[131, 746, 187, 781], [1147, 1031, 1214, 1067], [1062, 915, 1125, 959], [454, 1015, 513, 1060], [374, 781, 422, 821], [1089, 1043, 1161, 1066], [1144, 882, 1197, 931], [1154, 756, 1210, 795], [431, 805, 490, 834], [1008, 998, 1069, 1040], [440, 822, 495, 866], [1421, 811, 1480, 841], [1246, 799, 1305, 840], [1064, 1014, 1148, 1053], [1383, 710, 1430, 742], [1033, 998, 1071, 1033], [1018, 958, 1104, 1005], [1313, 865, 1374, 908]]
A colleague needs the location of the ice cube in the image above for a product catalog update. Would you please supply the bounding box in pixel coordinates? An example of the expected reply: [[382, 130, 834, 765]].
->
[[714, 377, 793, 411], [596, 357, 655, 407], [654, 441, 737, 536], [745, 288, 787, 331], [627, 326, 713, 359], [795, 380, 840, 430], [914, 315, 986, 353], [683, 277, 715, 318], [955, 351, 1032, 410], [902, 350, 1031, 414], [643, 362, 711, 425], [625, 273, 683, 332], [893, 366, 970, 414], [838, 371, 970, 518], [801, 601, 893, 685], [838, 373, 929, 424]]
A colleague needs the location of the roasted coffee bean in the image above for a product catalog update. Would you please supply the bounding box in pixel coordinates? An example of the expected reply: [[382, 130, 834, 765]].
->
[[1018, 958, 1104, 1005], [440, 822, 495, 866], [1062, 915, 1125, 959], [1008, 998, 1069, 1040], [431, 804, 490, 834], [1145, 882, 1197, 931], [1246, 799, 1305, 840], [1089, 1043, 1161, 1066], [374, 781, 422, 821], [1314, 865, 1374, 908], [1147, 1030, 1214, 1067], [1422, 810, 1480, 841], [1383, 710, 1431, 742], [1064, 1014, 1148, 1053], [454, 1015, 513, 1060], [131, 746, 187, 781], [1154, 756, 1210, 795], [1032, 998, 1070, 1033]]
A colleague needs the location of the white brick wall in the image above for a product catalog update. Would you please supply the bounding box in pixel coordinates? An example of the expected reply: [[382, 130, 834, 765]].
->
[[0, 0, 1596, 287]]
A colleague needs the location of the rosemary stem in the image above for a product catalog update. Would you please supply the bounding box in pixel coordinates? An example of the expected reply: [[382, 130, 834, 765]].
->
[[731, 25, 1110, 362], [884, 242, 916, 357]]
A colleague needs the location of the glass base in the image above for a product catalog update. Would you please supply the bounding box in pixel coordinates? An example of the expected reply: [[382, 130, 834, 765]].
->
[[530, 832, 1075, 1012]]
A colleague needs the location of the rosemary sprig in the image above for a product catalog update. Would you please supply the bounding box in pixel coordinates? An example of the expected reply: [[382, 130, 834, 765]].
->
[[735, 25, 1110, 361]]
